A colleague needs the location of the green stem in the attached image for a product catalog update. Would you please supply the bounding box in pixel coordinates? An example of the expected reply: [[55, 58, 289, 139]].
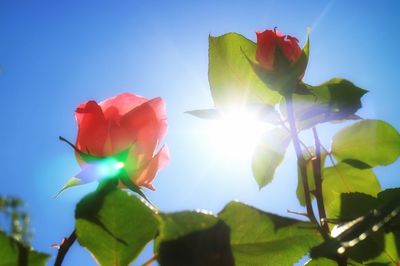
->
[[311, 127, 330, 234], [285, 97, 316, 220]]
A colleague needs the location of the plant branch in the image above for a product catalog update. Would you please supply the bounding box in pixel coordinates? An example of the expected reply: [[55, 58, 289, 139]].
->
[[337, 256, 347, 266], [284, 97, 315, 219], [54, 230, 76, 266], [287, 209, 308, 217], [285, 96, 327, 239], [141, 254, 158, 266], [311, 127, 330, 234]]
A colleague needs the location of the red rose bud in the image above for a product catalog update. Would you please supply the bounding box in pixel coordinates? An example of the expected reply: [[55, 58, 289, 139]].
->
[[255, 29, 302, 71], [73, 93, 169, 190]]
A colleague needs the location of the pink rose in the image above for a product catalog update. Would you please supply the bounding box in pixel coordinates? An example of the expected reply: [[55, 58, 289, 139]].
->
[[74, 93, 169, 190]]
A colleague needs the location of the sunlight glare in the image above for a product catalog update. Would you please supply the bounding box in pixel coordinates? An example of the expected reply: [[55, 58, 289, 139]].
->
[[206, 109, 271, 161]]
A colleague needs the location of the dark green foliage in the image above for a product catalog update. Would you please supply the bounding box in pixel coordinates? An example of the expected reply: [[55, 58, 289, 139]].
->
[[75, 188, 159, 266], [312, 189, 400, 264], [0, 196, 31, 245], [155, 202, 323, 266], [219, 202, 322, 265], [0, 231, 49, 266]]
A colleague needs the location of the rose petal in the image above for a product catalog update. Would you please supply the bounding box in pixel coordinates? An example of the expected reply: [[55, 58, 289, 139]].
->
[[278, 35, 302, 63], [119, 97, 167, 160], [255, 29, 277, 71], [103, 120, 133, 155], [134, 145, 170, 190], [75, 101, 108, 156], [99, 93, 148, 122]]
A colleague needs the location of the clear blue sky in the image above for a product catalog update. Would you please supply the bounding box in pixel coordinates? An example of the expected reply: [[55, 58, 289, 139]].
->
[[1, 1, 400, 265]]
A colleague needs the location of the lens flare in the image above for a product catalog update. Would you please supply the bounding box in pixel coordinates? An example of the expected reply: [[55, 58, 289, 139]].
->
[[73, 158, 126, 184], [94, 158, 125, 179]]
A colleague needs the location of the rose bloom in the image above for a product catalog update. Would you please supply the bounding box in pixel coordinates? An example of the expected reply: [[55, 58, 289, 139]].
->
[[74, 93, 169, 190], [255, 28, 302, 71]]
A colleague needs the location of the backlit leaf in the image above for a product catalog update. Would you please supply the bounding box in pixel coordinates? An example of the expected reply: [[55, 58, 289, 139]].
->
[[332, 120, 400, 167], [75, 189, 159, 266], [185, 109, 222, 120], [280, 79, 367, 130], [322, 163, 381, 212], [304, 258, 340, 266], [219, 201, 322, 266], [209, 33, 280, 109], [252, 128, 291, 188], [296, 147, 326, 206], [186, 104, 281, 125]]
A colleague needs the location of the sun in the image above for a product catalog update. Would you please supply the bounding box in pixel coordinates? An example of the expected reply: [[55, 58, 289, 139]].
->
[[205, 109, 271, 161]]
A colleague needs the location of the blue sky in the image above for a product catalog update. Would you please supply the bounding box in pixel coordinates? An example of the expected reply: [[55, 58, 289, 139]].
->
[[1, 1, 400, 265]]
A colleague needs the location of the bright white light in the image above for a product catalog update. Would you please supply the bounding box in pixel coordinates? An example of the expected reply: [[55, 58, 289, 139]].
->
[[114, 161, 125, 170], [205, 109, 271, 161]]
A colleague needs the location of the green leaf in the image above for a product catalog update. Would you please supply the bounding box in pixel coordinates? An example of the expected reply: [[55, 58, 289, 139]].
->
[[328, 189, 400, 232], [322, 163, 381, 212], [311, 221, 399, 265], [252, 128, 291, 188], [316, 190, 400, 264], [186, 104, 281, 125], [296, 147, 326, 206], [327, 192, 379, 221], [0, 231, 49, 266], [208, 33, 280, 109], [75, 189, 159, 266], [156, 211, 234, 266], [281, 78, 367, 130], [304, 258, 340, 266], [332, 120, 400, 167], [310, 78, 367, 119], [291, 33, 310, 87], [306, 258, 371, 266], [185, 109, 222, 120], [219, 201, 322, 266], [305, 258, 364, 265], [54, 177, 81, 197], [157, 211, 218, 242], [119, 171, 153, 207], [365, 232, 400, 265]]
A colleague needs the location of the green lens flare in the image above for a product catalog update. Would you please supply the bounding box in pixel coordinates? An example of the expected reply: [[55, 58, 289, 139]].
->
[[96, 158, 125, 178]]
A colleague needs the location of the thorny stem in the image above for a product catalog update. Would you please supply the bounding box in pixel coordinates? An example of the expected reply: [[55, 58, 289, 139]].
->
[[286, 96, 317, 223], [284, 96, 325, 237], [54, 230, 77, 266], [315, 134, 349, 265], [311, 127, 330, 234]]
